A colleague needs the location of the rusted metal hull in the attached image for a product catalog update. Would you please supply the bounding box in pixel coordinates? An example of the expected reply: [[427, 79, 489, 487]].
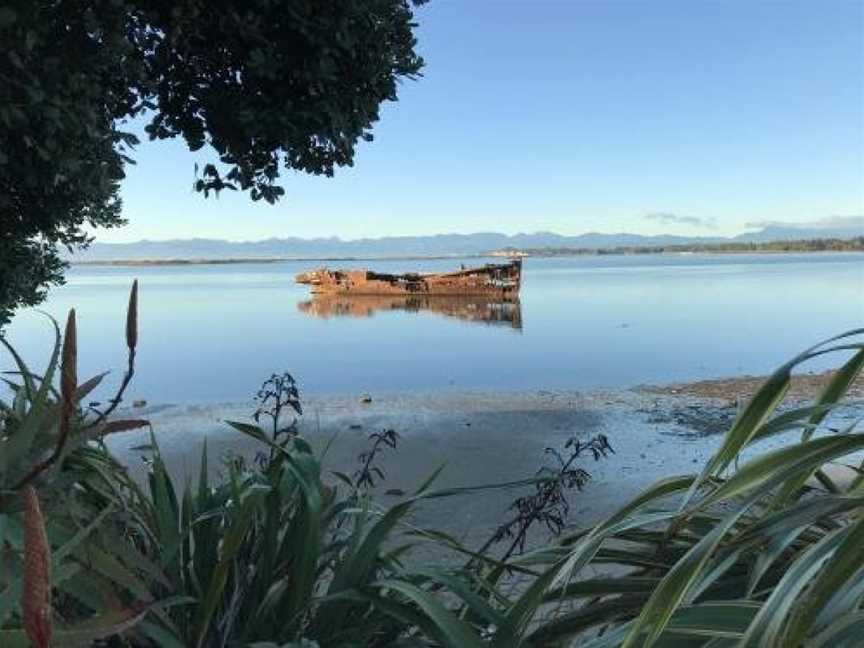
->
[[295, 259, 522, 297]]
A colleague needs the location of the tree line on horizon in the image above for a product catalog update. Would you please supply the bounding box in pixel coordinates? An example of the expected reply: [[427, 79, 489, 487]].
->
[[494, 236, 864, 257]]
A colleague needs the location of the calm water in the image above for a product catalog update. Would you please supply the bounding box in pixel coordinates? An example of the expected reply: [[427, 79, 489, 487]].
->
[[5, 253, 863, 403]]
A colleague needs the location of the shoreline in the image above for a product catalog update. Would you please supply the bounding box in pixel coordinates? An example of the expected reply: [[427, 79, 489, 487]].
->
[[67, 248, 864, 267], [69, 254, 487, 266], [106, 370, 862, 549], [638, 367, 864, 402]]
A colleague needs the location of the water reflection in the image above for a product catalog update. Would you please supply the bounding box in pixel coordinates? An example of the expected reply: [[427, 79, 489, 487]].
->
[[297, 294, 523, 330], [6, 254, 862, 401]]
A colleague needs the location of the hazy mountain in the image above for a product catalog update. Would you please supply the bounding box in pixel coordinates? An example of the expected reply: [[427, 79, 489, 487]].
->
[[733, 224, 864, 243], [64, 233, 714, 260], [66, 225, 862, 261]]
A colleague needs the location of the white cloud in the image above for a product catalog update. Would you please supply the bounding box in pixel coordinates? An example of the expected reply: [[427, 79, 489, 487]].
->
[[644, 212, 717, 229]]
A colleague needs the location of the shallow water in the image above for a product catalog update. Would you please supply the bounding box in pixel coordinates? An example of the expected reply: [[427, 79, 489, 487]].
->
[[5, 253, 863, 403]]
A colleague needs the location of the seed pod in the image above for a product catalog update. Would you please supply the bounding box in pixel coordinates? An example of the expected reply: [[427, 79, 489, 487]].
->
[[22, 485, 52, 648], [60, 310, 77, 431], [126, 280, 138, 351]]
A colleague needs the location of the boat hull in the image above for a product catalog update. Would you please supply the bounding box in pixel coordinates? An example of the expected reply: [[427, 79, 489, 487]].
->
[[295, 259, 522, 298]]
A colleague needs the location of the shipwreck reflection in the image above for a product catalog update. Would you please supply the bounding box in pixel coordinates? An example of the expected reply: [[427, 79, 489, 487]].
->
[[297, 294, 523, 330]]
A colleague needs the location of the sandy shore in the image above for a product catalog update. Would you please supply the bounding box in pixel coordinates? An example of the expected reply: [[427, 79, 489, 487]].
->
[[639, 369, 864, 402], [105, 371, 862, 552]]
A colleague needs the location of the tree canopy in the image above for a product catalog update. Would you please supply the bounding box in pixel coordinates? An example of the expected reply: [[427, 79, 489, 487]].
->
[[0, 0, 425, 324]]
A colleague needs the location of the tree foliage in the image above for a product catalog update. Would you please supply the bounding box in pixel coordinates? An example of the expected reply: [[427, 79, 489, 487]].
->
[[0, 0, 425, 323]]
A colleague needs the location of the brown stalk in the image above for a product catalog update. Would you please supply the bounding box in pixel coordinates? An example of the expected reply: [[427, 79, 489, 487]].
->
[[16, 282, 140, 491], [126, 278, 138, 351], [14, 310, 77, 490], [90, 280, 138, 426], [59, 308, 77, 450], [22, 485, 53, 648]]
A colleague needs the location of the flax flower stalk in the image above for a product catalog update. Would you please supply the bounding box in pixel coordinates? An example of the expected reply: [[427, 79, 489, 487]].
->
[[22, 485, 52, 648], [59, 309, 77, 446], [87, 281, 139, 427], [11, 310, 77, 490], [126, 279, 138, 352]]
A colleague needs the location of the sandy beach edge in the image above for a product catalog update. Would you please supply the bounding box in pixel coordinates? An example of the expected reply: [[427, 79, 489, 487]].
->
[[104, 370, 863, 550]]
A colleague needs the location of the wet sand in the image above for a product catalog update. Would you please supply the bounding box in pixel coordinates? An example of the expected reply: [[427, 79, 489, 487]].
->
[[105, 371, 863, 553], [639, 368, 864, 402]]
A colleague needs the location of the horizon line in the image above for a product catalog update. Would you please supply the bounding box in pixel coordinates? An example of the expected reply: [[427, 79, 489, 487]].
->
[[85, 222, 864, 246]]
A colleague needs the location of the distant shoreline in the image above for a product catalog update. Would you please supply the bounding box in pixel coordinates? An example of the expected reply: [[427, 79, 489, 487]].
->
[[492, 236, 863, 259], [69, 247, 863, 266], [69, 254, 490, 266]]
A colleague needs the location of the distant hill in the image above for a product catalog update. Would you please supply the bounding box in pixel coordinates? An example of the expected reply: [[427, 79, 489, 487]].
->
[[734, 224, 864, 243], [494, 237, 864, 257], [65, 224, 864, 262]]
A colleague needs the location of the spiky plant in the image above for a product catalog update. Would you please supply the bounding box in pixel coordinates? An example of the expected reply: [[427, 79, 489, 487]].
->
[[0, 282, 176, 646], [5, 282, 861, 648], [509, 330, 864, 647]]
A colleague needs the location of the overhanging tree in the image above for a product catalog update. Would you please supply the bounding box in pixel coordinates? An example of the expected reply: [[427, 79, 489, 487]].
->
[[0, 0, 425, 324]]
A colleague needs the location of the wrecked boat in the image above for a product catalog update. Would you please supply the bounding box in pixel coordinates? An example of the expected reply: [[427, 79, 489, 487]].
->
[[295, 259, 522, 298]]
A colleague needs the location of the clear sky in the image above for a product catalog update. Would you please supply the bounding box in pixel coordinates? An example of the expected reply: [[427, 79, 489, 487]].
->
[[107, 0, 864, 243]]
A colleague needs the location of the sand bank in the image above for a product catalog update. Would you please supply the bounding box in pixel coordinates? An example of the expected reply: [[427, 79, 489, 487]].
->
[[105, 372, 862, 552]]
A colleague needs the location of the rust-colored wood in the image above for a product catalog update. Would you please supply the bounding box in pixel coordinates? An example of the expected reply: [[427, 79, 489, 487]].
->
[[296, 259, 522, 298]]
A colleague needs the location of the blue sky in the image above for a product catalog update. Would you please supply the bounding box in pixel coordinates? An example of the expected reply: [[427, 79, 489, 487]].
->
[[108, 0, 864, 243]]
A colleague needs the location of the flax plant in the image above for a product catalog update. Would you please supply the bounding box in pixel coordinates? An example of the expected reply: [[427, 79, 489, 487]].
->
[[513, 330, 864, 647], [0, 282, 175, 646]]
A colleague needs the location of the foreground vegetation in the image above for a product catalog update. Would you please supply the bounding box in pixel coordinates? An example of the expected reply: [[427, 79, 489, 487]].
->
[[1, 283, 862, 646]]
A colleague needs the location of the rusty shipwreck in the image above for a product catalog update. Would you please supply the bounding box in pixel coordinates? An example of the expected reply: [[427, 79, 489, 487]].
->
[[295, 259, 522, 298]]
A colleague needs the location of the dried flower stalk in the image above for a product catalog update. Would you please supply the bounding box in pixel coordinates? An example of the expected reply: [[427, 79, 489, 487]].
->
[[13, 310, 78, 489], [91, 280, 139, 426], [22, 485, 52, 648], [126, 279, 138, 351], [59, 309, 77, 443]]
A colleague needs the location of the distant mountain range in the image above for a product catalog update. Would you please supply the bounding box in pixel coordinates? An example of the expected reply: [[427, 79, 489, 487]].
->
[[66, 223, 864, 261]]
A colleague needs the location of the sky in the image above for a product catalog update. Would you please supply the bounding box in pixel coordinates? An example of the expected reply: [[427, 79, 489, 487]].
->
[[107, 0, 864, 243]]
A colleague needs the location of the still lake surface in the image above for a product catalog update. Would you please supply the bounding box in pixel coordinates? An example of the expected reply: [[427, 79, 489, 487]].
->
[[5, 253, 863, 404]]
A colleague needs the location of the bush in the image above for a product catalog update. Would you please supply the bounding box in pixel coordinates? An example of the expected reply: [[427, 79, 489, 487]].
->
[[0, 284, 554, 646], [2, 284, 862, 647], [0, 283, 180, 646], [518, 331, 864, 646]]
